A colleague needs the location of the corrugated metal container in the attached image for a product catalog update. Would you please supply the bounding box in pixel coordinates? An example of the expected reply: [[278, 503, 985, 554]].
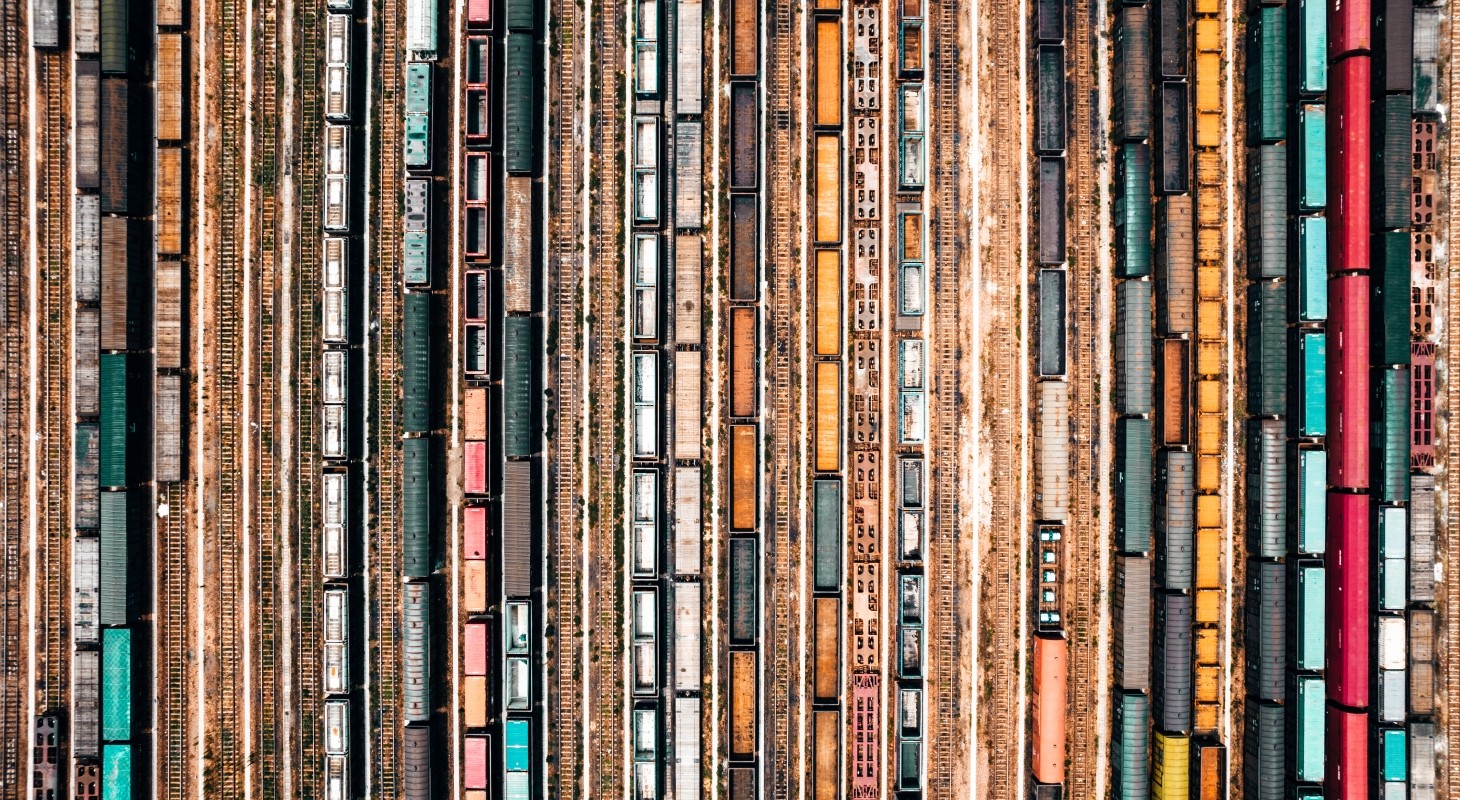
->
[[1036, 381, 1069, 521], [1377, 97, 1413, 230], [1328, 59, 1371, 272], [1031, 635, 1067, 784], [1116, 418, 1152, 553], [75, 423, 101, 528], [675, 0, 704, 114], [1243, 700, 1286, 799], [74, 534, 100, 645], [464, 621, 489, 676], [1414, 8, 1440, 113], [463, 734, 488, 788], [1152, 732, 1189, 800], [1373, 232, 1411, 366], [1113, 7, 1152, 142], [729, 538, 756, 643], [814, 134, 840, 242], [100, 78, 130, 211], [1036, 45, 1065, 153], [729, 425, 757, 530], [731, 84, 758, 189], [503, 176, 534, 312], [156, 34, 185, 141], [464, 387, 488, 441], [465, 441, 487, 494], [1297, 0, 1326, 93], [730, 195, 757, 300], [1153, 592, 1192, 732], [1328, 275, 1370, 488], [1115, 144, 1152, 277], [506, 0, 533, 30], [813, 479, 840, 591], [100, 216, 131, 351], [403, 725, 431, 800], [74, 649, 100, 757], [99, 354, 128, 488], [1297, 216, 1327, 320], [1380, 667, 1406, 722], [1247, 281, 1286, 416], [1155, 452, 1193, 589], [502, 460, 531, 597], [156, 374, 182, 483], [675, 237, 702, 343], [674, 583, 703, 692], [672, 350, 701, 460], [1158, 339, 1188, 445], [1410, 722, 1436, 789], [504, 316, 534, 456], [729, 650, 756, 757], [1295, 562, 1326, 669], [1246, 145, 1287, 278], [402, 582, 431, 722], [1157, 82, 1189, 193], [1381, 728, 1407, 781], [675, 122, 704, 230], [1374, 368, 1410, 503], [1298, 332, 1327, 437], [1244, 560, 1286, 700], [463, 560, 487, 612], [1038, 269, 1066, 375], [75, 65, 101, 190], [1296, 104, 1326, 211], [1247, 8, 1287, 142], [503, 35, 535, 173], [102, 745, 131, 800], [813, 597, 838, 701], [1114, 555, 1151, 690], [1410, 476, 1436, 602], [464, 505, 488, 559], [402, 293, 430, 434], [75, 195, 101, 303], [1245, 419, 1286, 558], [1295, 675, 1325, 781], [1326, 706, 1367, 799], [674, 698, 702, 800], [75, 0, 100, 52], [1115, 279, 1153, 414], [156, 258, 183, 367], [1328, 0, 1370, 58], [674, 466, 701, 576], [1155, 195, 1194, 334], [102, 627, 131, 740], [1039, 158, 1066, 265], [1327, 491, 1369, 707], [402, 438, 430, 577], [1112, 691, 1149, 800], [100, 0, 127, 72]]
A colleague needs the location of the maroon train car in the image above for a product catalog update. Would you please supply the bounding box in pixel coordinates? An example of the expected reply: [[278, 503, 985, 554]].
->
[[1328, 57, 1371, 273], [1326, 705, 1368, 799], [1329, 0, 1371, 60], [1327, 491, 1370, 709], [1327, 274, 1371, 489]]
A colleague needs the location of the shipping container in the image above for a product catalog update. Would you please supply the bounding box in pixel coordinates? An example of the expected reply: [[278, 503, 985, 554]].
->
[[1152, 732, 1189, 800], [1243, 700, 1285, 799], [1297, 216, 1327, 320], [1297, 332, 1327, 437], [1038, 269, 1066, 375], [1296, 104, 1326, 211], [1376, 96, 1413, 230], [1038, 158, 1066, 265], [1245, 419, 1286, 560], [1326, 706, 1366, 799], [402, 582, 431, 722], [1327, 274, 1370, 487], [1155, 196, 1194, 335], [1328, 59, 1371, 271], [1154, 592, 1192, 732], [1295, 561, 1326, 669], [1297, 0, 1326, 93], [1115, 279, 1153, 413], [1247, 8, 1286, 142], [402, 437, 431, 577], [1294, 675, 1326, 781], [405, 0, 438, 55], [1031, 635, 1067, 784], [1373, 231, 1410, 366], [1112, 691, 1149, 800], [1115, 144, 1152, 277], [98, 354, 129, 488], [1113, 7, 1151, 142], [1327, 491, 1369, 707], [1246, 145, 1287, 278], [503, 34, 535, 173]]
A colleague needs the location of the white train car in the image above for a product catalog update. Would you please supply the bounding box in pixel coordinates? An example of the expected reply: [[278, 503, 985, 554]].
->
[[322, 350, 347, 405], [324, 698, 349, 755], [632, 234, 659, 341], [632, 117, 660, 225], [631, 352, 659, 460], [630, 470, 658, 578], [324, 585, 350, 694], [324, 754, 349, 800], [631, 587, 658, 696], [324, 14, 352, 121], [73, 536, 100, 644], [322, 237, 348, 343], [323, 124, 351, 232], [322, 470, 348, 577], [405, 0, 438, 59], [322, 404, 348, 460]]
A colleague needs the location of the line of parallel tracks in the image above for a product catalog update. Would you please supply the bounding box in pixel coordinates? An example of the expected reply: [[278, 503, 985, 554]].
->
[[159, 477, 192, 800], [209, 0, 249, 784], [547, 0, 586, 788], [1444, 54, 1460, 800], [37, 48, 73, 726], [927, 0, 967, 794], [1063, 0, 1102, 791], [373, 0, 403, 784], [587, 0, 625, 787], [764, 0, 799, 796], [0, 0, 28, 788], [294, 0, 325, 792], [974, 0, 1021, 795]]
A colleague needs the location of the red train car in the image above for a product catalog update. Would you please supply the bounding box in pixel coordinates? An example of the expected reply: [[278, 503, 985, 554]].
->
[[1031, 635, 1068, 785], [465, 440, 488, 494], [466, 0, 491, 27], [1329, 0, 1371, 60], [1327, 491, 1370, 709], [1326, 706, 1367, 799], [464, 734, 489, 789], [464, 621, 490, 676], [1412, 341, 1437, 469], [1327, 274, 1371, 489], [465, 505, 488, 559], [1328, 58, 1371, 273]]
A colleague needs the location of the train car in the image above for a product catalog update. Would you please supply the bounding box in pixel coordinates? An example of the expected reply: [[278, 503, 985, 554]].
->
[[1327, 57, 1370, 272], [900, 211, 927, 316], [1037, 159, 1066, 267], [324, 585, 349, 695], [405, 0, 438, 58], [325, 14, 352, 121], [465, 619, 492, 680], [1036, 526, 1064, 631], [75, 763, 100, 800], [73, 650, 100, 758], [503, 316, 535, 455], [1326, 706, 1366, 799], [900, 83, 927, 188], [631, 470, 658, 578], [322, 471, 348, 577], [101, 745, 131, 800], [899, 574, 924, 680], [324, 698, 349, 755], [464, 152, 492, 260], [1112, 7, 1151, 143], [464, 734, 489, 789], [466, 0, 490, 26], [322, 405, 347, 460], [1327, 0, 1369, 59], [729, 650, 756, 760], [1037, 269, 1066, 376], [634, 0, 660, 97], [1031, 635, 1067, 784], [465, 37, 491, 144], [631, 588, 659, 695], [322, 237, 348, 343], [324, 754, 348, 800], [633, 707, 659, 800], [33, 715, 59, 799], [813, 708, 840, 800], [504, 600, 531, 708], [402, 582, 431, 722], [673, 583, 703, 692], [1326, 274, 1370, 487], [631, 352, 659, 459], [403, 725, 430, 800], [504, 34, 536, 173], [633, 117, 661, 225], [403, 178, 430, 285], [323, 124, 351, 232], [1035, 45, 1065, 154], [504, 720, 531, 800], [404, 63, 432, 170], [899, 340, 927, 445], [632, 234, 660, 341], [851, 674, 881, 796], [402, 293, 431, 433], [1326, 491, 1369, 708]]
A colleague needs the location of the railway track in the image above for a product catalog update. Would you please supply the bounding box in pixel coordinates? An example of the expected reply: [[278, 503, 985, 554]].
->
[[586, 0, 625, 788], [1444, 52, 1460, 800], [36, 49, 72, 720], [926, 0, 969, 794], [546, 0, 587, 788], [293, 0, 325, 794], [973, 0, 1024, 795], [0, 0, 28, 789], [251, 0, 282, 789], [372, 0, 403, 785], [158, 481, 194, 800], [763, 0, 801, 796], [1062, 0, 1104, 794], [206, 0, 250, 787]]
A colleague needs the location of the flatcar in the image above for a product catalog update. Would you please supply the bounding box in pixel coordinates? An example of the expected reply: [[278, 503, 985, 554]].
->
[[33, 715, 60, 800], [74, 763, 100, 800]]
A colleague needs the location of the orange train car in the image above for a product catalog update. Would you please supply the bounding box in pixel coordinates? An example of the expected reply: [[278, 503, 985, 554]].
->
[[1031, 634, 1068, 785]]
